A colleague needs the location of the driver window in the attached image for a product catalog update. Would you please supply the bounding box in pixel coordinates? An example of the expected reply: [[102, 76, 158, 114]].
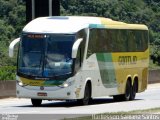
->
[[74, 29, 86, 72]]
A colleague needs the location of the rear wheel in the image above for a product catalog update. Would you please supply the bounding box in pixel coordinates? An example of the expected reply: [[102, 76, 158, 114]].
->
[[123, 80, 132, 101], [113, 80, 131, 101], [130, 80, 138, 100], [77, 83, 91, 105], [31, 99, 42, 107]]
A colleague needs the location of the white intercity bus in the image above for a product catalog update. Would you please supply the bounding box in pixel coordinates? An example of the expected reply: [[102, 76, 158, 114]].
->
[[9, 16, 149, 106]]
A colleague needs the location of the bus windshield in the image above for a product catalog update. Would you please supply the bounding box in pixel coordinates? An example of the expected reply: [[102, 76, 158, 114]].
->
[[18, 34, 75, 79]]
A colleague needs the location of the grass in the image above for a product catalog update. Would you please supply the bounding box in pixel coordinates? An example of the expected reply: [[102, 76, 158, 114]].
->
[[63, 107, 160, 120]]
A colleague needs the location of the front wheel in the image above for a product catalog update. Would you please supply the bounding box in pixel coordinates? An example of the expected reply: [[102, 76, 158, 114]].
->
[[77, 83, 91, 105], [31, 99, 42, 107]]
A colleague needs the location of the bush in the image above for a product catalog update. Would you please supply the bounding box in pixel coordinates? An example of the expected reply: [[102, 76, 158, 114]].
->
[[0, 66, 16, 80]]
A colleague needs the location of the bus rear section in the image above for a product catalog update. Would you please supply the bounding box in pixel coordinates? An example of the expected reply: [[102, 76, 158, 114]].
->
[[86, 27, 149, 101]]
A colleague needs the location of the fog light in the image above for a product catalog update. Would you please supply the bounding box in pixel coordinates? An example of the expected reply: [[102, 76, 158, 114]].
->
[[17, 90, 19, 94], [67, 92, 70, 96]]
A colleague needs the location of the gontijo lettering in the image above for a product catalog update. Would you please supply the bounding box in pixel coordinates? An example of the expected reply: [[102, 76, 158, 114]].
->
[[118, 56, 137, 65]]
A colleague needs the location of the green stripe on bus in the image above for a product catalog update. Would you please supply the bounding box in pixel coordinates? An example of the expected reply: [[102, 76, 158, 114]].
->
[[96, 53, 117, 88]]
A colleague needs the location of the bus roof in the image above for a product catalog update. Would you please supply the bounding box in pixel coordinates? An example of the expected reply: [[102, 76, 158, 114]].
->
[[23, 16, 148, 34]]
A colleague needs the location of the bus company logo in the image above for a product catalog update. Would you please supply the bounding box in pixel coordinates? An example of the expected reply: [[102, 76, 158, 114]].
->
[[118, 56, 137, 65], [40, 86, 44, 90]]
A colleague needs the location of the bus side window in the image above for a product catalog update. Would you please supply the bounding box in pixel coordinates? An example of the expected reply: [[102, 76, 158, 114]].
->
[[128, 30, 136, 52], [74, 29, 86, 72], [87, 29, 98, 57], [142, 31, 148, 51]]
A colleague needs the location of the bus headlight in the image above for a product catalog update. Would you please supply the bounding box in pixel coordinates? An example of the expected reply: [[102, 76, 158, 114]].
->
[[18, 81, 24, 86], [16, 76, 24, 87], [17, 80, 27, 87], [59, 80, 75, 88], [17, 80, 24, 86], [63, 83, 69, 87]]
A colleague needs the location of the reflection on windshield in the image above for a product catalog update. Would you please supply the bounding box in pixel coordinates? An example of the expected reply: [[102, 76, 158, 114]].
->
[[18, 34, 75, 78], [44, 35, 74, 77]]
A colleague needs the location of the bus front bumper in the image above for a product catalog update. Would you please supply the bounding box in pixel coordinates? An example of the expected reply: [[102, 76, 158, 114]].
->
[[16, 84, 82, 100]]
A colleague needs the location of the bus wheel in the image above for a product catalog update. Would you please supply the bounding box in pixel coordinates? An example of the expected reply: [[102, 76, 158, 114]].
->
[[77, 83, 91, 105], [113, 80, 131, 101], [130, 80, 138, 100], [123, 80, 131, 101], [31, 99, 42, 107]]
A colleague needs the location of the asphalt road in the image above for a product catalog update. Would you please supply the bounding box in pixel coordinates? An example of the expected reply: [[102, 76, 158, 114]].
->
[[0, 83, 160, 120]]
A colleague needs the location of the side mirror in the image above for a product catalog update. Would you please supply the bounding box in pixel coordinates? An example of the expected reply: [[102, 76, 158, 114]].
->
[[9, 38, 20, 57], [72, 38, 83, 58]]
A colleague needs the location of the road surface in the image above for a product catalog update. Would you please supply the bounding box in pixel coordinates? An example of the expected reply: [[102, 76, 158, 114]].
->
[[0, 83, 160, 120]]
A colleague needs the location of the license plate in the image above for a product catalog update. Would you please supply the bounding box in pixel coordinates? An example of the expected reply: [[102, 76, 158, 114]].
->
[[37, 92, 47, 96]]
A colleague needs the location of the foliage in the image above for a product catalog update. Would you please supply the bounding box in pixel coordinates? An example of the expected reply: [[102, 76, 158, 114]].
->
[[61, 0, 160, 65], [0, 66, 16, 80], [0, 0, 25, 80]]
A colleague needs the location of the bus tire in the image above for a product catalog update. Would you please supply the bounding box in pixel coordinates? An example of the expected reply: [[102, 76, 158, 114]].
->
[[31, 99, 42, 107], [77, 83, 91, 105], [123, 80, 132, 101], [130, 80, 138, 100], [113, 80, 131, 101]]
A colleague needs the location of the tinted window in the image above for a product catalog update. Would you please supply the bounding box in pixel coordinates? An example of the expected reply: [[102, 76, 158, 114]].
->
[[87, 29, 148, 58], [74, 29, 87, 72]]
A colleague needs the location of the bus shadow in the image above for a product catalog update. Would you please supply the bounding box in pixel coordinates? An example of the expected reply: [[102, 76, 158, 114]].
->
[[42, 98, 114, 107], [16, 98, 143, 108]]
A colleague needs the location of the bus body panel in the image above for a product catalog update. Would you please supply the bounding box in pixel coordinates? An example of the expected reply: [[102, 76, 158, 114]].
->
[[82, 54, 119, 98], [112, 49, 149, 93]]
